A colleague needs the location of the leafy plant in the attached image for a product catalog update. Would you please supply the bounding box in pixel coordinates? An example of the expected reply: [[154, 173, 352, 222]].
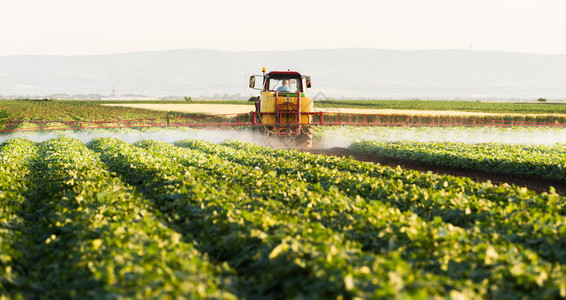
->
[[2, 136, 566, 298], [350, 140, 566, 180], [0, 109, 8, 130]]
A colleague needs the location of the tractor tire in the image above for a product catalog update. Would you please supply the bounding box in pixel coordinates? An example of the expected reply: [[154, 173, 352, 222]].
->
[[295, 126, 313, 149]]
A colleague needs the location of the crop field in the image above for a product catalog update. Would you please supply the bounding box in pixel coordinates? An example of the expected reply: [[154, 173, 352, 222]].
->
[[350, 141, 566, 181], [103, 103, 566, 124], [1, 136, 566, 298], [1, 99, 566, 298], [0, 100, 196, 132], [313, 100, 566, 115], [2, 100, 566, 129], [160, 99, 566, 115], [0, 100, 184, 122], [0, 109, 8, 130]]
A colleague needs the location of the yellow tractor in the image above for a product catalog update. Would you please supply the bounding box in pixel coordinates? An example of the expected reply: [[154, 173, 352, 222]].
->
[[249, 67, 313, 148]]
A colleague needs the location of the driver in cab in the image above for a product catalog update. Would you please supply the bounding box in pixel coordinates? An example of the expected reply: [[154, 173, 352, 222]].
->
[[277, 80, 293, 93]]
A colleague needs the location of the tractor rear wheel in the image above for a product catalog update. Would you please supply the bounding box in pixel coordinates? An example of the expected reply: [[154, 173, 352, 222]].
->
[[295, 126, 313, 149]]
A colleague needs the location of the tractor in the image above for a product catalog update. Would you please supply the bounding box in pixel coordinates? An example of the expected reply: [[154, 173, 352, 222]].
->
[[249, 68, 313, 148]]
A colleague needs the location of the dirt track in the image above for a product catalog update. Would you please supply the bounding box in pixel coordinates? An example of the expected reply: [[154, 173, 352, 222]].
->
[[104, 104, 255, 114], [307, 147, 566, 196]]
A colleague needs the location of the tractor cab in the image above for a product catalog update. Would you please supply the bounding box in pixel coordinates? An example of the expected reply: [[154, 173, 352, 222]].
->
[[262, 71, 310, 95], [249, 69, 312, 95]]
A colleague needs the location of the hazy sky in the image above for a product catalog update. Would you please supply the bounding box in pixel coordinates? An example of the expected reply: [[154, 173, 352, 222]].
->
[[1, 0, 566, 56]]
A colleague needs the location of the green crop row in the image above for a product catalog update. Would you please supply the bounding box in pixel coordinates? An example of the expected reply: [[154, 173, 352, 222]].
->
[[315, 112, 566, 125], [0, 138, 37, 296], [179, 139, 566, 298], [3, 136, 566, 298], [188, 140, 566, 259], [89, 137, 456, 299], [2, 137, 234, 298], [350, 141, 566, 180]]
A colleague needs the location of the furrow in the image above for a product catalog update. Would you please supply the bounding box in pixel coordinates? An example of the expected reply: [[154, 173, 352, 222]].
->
[[13, 137, 234, 299]]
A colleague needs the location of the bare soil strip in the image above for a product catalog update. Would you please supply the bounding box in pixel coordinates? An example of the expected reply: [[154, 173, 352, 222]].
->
[[103, 104, 255, 114], [307, 147, 566, 196]]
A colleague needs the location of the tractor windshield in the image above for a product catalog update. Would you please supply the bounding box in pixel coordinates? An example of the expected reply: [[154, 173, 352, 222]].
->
[[268, 78, 300, 93]]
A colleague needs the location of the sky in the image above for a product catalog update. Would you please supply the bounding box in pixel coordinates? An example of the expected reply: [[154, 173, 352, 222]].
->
[[1, 0, 566, 56]]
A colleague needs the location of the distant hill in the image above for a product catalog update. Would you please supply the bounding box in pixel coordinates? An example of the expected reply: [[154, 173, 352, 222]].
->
[[1, 48, 565, 99]]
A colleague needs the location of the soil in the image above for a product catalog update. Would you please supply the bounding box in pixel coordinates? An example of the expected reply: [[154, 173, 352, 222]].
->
[[104, 104, 255, 114], [306, 147, 566, 196]]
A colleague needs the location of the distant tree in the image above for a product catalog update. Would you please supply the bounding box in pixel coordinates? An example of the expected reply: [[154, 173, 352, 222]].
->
[[537, 98, 547, 102], [185, 96, 192, 102]]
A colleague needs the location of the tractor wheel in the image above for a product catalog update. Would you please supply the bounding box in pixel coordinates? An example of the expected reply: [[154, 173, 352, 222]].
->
[[295, 126, 313, 149]]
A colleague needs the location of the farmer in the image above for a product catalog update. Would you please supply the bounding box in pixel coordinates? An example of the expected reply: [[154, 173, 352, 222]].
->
[[277, 80, 293, 93]]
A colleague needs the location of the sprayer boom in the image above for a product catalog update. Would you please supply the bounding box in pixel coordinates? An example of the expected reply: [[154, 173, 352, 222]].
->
[[2, 112, 565, 134]]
